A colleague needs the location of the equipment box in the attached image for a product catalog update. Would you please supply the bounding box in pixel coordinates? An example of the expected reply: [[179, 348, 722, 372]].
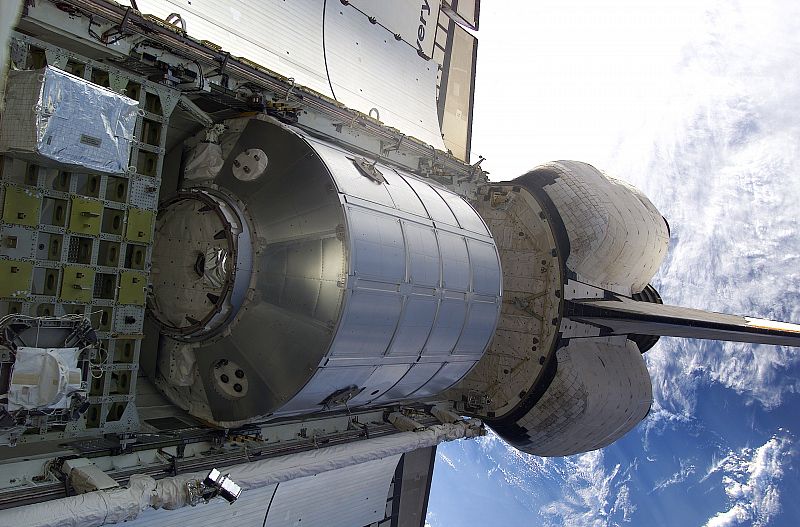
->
[[0, 66, 138, 174]]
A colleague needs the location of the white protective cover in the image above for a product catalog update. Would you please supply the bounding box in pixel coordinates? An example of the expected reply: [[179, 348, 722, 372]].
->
[[133, 0, 446, 149], [0, 67, 138, 174], [7, 347, 83, 411], [3, 420, 483, 527], [130, 455, 401, 527], [183, 142, 224, 182]]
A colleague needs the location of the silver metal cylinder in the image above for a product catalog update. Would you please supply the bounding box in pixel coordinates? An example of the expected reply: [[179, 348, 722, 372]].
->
[[151, 118, 502, 423]]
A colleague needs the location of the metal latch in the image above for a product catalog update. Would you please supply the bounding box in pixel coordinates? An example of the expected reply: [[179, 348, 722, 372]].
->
[[351, 157, 385, 184]]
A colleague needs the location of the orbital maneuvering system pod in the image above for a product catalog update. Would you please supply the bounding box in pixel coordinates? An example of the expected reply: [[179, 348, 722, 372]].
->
[[146, 117, 800, 456]]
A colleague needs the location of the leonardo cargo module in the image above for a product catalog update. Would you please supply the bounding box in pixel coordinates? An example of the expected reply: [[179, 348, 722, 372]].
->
[[0, 1, 797, 526]]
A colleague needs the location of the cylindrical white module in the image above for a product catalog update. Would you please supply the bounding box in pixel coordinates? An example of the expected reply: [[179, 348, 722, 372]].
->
[[150, 117, 501, 425]]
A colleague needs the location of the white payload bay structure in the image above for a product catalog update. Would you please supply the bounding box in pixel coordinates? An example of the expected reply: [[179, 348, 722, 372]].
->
[[0, 1, 797, 526]]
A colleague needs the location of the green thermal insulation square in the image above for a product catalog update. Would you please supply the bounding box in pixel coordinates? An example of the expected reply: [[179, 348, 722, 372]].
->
[[2, 186, 41, 227], [118, 270, 146, 305], [124, 208, 154, 244], [0, 260, 33, 298], [60, 265, 95, 303], [69, 197, 103, 236]]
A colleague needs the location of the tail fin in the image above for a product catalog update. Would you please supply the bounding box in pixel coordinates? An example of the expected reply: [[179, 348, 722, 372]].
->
[[568, 297, 800, 347]]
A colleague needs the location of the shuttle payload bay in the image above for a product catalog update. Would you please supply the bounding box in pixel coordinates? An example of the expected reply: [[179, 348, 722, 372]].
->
[[0, 1, 797, 526]]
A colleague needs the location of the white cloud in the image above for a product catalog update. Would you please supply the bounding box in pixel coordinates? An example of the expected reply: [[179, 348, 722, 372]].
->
[[611, 485, 636, 523], [438, 452, 456, 470], [652, 460, 697, 493], [538, 450, 623, 527], [478, 0, 800, 429], [450, 423, 795, 527], [475, 431, 558, 489], [703, 433, 794, 527], [616, 0, 800, 425], [469, 431, 629, 526], [431, 1, 800, 524]]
